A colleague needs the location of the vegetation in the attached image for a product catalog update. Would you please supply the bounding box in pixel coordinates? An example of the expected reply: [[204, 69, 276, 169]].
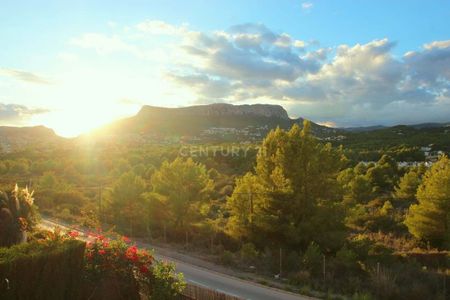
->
[[0, 120, 449, 299], [0, 185, 38, 247], [82, 231, 185, 299], [0, 238, 86, 299], [405, 156, 450, 247], [227, 122, 346, 251]]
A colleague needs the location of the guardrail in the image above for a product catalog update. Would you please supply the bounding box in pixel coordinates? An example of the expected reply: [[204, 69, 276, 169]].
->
[[181, 283, 243, 300]]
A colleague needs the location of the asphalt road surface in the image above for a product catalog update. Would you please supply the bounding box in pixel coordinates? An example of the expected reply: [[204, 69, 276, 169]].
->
[[40, 219, 313, 300]]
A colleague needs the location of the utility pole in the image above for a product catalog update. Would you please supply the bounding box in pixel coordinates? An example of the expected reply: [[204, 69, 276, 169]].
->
[[376, 262, 380, 297], [98, 184, 102, 223], [444, 269, 447, 300], [249, 192, 254, 220], [163, 222, 167, 243]]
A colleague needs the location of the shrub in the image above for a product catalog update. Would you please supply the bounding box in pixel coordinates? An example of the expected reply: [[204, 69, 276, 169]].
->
[[302, 242, 322, 276], [0, 185, 39, 247], [220, 250, 235, 266], [147, 261, 185, 300], [239, 242, 258, 265], [82, 232, 185, 300], [0, 239, 86, 299]]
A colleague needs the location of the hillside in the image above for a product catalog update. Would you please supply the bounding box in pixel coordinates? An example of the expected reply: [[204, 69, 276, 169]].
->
[[0, 126, 62, 152], [92, 103, 338, 142], [335, 124, 450, 152]]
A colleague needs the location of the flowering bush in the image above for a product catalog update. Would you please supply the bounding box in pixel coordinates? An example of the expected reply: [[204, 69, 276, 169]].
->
[[70, 230, 185, 299]]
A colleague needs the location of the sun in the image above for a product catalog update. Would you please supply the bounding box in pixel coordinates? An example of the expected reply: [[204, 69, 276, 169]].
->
[[32, 104, 138, 138]]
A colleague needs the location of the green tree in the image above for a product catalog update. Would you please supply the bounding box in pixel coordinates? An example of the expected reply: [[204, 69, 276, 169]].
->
[[394, 169, 421, 203], [405, 156, 450, 247], [151, 158, 213, 228], [226, 173, 266, 241], [366, 155, 399, 195], [348, 175, 372, 204], [107, 172, 147, 235], [227, 121, 346, 250]]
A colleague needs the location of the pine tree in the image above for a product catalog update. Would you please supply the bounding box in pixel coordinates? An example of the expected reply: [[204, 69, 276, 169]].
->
[[227, 120, 346, 250], [405, 156, 450, 248], [107, 172, 147, 235], [394, 169, 421, 203], [151, 157, 213, 228]]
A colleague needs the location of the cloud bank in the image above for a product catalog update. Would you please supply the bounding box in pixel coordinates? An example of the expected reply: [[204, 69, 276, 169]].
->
[[157, 22, 450, 126], [68, 20, 450, 127]]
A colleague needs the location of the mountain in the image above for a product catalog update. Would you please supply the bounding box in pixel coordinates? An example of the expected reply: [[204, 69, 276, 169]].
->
[[93, 103, 337, 142], [0, 126, 62, 152]]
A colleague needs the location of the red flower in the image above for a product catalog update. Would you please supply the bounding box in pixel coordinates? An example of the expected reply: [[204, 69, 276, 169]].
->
[[125, 246, 138, 261], [139, 265, 149, 274], [102, 241, 109, 247], [68, 231, 79, 238], [122, 236, 131, 243], [98, 249, 106, 255]]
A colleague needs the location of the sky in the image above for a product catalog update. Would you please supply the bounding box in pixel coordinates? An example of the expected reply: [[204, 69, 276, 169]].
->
[[1, 0, 450, 137]]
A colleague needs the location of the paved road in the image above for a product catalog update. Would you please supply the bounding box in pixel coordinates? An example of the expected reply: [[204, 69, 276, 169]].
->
[[40, 219, 313, 300]]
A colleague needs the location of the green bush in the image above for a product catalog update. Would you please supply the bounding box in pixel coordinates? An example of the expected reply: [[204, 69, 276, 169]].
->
[[0, 239, 86, 300], [220, 250, 235, 266], [302, 242, 322, 276], [239, 242, 258, 265]]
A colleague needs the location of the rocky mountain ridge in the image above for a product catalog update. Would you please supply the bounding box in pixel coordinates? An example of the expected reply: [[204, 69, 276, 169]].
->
[[137, 103, 290, 120]]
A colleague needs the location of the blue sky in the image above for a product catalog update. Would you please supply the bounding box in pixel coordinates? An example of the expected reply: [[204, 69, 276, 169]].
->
[[1, 0, 450, 136]]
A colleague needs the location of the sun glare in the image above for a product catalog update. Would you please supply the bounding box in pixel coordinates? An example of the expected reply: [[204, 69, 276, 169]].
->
[[32, 104, 139, 138]]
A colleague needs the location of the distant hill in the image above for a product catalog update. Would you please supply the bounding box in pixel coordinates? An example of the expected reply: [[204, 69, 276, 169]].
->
[[336, 124, 450, 152], [0, 126, 62, 153], [92, 103, 338, 141], [341, 125, 387, 132], [342, 122, 450, 132]]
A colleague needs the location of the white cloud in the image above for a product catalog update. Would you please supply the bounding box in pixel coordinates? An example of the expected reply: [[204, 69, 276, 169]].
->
[[423, 40, 450, 50], [136, 20, 188, 36], [302, 2, 313, 10], [0, 103, 49, 125], [0, 68, 51, 84], [70, 33, 137, 55]]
